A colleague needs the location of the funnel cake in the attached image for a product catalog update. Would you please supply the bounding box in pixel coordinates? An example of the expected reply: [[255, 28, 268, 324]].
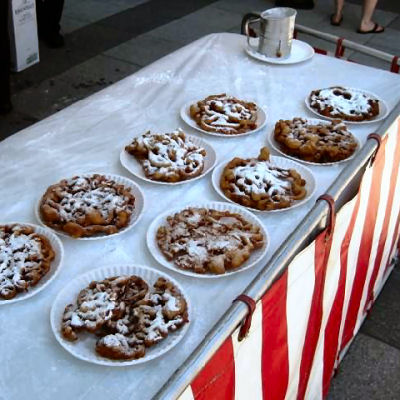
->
[[125, 130, 206, 182], [156, 208, 264, 274], [190, 94, 258, 135], [220, 147, 307, 211], [309, 86, 379, 121], [39, 174, 135, 238], [61, 275, 188, 361], [0, 224, 55, 300], [274, 118, 358, 163]]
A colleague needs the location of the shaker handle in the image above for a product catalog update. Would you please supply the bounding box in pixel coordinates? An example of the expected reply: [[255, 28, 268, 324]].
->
[[241, 12, 261, 52]]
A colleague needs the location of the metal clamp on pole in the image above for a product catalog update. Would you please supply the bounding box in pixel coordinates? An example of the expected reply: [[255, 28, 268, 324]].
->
[[367, 133, 382, 165], [317, 194, 336, 241], [391, 56, 399, 73], [335, 38, 345, 58], [233, 294, 256, 341]]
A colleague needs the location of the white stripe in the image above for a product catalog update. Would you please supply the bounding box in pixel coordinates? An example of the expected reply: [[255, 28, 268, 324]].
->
[[178, 386, 195, 400], [232, 302, 263, 400], [374, 166, 400, 292], [285, 243, 316, 400], [305, 201, 352, 400], [374, 119, 400, 296], [337, 165, 373, 352], [356, 126, 396, 329]]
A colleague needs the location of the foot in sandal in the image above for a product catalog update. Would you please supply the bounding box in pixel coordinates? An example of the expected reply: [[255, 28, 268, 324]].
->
[[357, 21, 384, 34], [330, 13, 343, 26]]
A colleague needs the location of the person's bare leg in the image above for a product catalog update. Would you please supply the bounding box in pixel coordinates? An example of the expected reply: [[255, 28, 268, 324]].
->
[[359, 0, 384, 31], [332, 0, 345, 24]]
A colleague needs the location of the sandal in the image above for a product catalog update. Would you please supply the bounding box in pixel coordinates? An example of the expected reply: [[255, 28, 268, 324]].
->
[[357, 23, 385, 34], [330, 13, 343, 26]]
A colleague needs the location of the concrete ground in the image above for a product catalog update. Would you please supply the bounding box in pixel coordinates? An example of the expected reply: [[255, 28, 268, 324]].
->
[[329, 265, 400, 400], [1, 0, 400, 398]]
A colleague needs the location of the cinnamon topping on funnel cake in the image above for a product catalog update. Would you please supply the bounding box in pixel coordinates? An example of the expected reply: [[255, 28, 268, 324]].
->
[[156, 208, 264, 274], [220, 147, 307, 211], [309, 86, 379, 121], [274, 118, 358, 163], [190, 94, 258, 134], [125, 130, 206, 182], [0, 224, 55, 300], [39, 174, 135, 238], [61, 275, 188, 361]]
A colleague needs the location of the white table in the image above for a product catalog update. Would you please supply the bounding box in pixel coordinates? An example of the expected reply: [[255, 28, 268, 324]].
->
[[1, 33, 400, 400]]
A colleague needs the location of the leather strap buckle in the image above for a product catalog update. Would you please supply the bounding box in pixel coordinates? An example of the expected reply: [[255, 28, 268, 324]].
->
[[317, 194, 336, 241], [233, 294, 256, 341]]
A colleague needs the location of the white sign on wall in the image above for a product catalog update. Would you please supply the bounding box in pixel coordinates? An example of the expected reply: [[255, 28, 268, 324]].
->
[[9, 0, 40, 71]]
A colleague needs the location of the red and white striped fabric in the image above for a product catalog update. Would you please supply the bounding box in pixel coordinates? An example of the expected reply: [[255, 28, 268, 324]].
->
[[178, 116, 400, 400]]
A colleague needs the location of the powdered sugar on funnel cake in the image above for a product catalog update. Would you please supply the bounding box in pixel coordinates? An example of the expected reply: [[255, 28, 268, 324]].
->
[[220, 147, 307, 211], [309, 86, 380, 121], [189, 94, 258, 135]]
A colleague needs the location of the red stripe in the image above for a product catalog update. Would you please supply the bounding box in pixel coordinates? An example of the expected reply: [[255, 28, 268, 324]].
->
[[261, 270, 289, 400], [384, 120, 400, 275], [297, 230, 333, 400], [191, 337, 235, 400], [340, 142, 386, 350], [322, 194, 361, 397], [365, 133, 400, 309]]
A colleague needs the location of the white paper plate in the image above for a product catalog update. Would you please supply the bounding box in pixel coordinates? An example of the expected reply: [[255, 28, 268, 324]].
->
[[180, 100, 267, 138], [212, 156, 316, 213], [120, 134, 217, 185], [147, 201, 269, 279], [268, 118, 361, 166], [305, 87, 389, 124], [245, 39, 314, 65], [50, 264, 191, 366], [35, 174, 145, 240], [0, 222, 64, 305]]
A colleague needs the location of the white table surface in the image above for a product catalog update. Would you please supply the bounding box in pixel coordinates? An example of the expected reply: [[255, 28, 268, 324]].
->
[[1, 33, 400, 400]]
